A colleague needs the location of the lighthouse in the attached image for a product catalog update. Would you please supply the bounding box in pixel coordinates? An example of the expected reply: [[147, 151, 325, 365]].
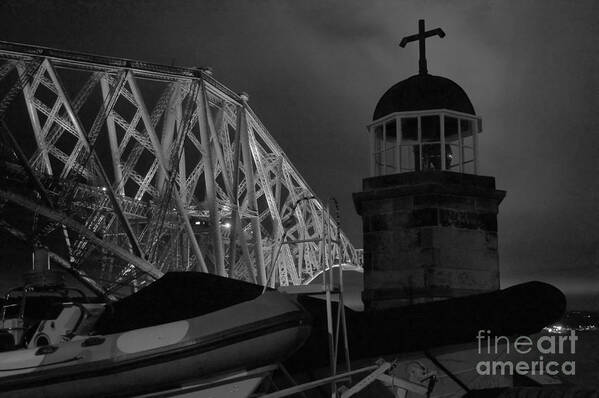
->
[[354, 20, 506, 310]]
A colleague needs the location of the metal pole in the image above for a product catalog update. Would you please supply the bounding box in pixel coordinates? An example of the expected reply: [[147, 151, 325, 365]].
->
[[322, 204, 336, 397], [259, 365, 378, 398], [330, 198, 351, 377]]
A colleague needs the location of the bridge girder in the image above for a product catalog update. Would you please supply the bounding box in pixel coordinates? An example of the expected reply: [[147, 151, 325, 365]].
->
[[0, 41, 360, 295]]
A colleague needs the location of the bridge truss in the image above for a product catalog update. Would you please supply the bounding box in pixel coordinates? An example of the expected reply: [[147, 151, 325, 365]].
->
[[0, 41, 359, 297]]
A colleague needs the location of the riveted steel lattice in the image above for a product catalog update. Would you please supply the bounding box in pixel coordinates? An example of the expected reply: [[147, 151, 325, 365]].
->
[[0, 41, 360, 297]]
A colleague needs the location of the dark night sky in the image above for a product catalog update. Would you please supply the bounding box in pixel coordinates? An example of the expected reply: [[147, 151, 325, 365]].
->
[[0, 1, 597, 309]]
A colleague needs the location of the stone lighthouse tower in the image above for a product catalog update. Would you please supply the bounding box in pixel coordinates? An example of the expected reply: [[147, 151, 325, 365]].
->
[[354, 20, 506, 310]]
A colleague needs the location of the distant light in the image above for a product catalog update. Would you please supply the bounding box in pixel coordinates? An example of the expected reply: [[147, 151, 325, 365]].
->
[[222, 222, 231, 229], [101, 187, 107, 192], [544, 324, 569, 334], [195, 221, 201, 225]]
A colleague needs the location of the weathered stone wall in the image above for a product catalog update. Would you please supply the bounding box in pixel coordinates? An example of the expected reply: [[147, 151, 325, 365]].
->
[[353, 170, 505, 310]]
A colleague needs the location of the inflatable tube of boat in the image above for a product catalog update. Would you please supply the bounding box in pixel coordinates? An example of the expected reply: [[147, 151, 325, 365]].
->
[[286, 281, 566, 369]]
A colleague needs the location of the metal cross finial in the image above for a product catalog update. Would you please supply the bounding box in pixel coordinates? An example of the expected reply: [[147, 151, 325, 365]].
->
[[399, 19, 446, 75]]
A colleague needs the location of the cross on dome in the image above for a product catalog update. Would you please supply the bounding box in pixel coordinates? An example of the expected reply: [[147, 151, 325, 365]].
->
[[399, 19, 445, 75]]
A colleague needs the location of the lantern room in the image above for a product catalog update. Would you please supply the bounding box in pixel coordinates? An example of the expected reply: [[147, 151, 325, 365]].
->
[[369, 74, 482, 176]]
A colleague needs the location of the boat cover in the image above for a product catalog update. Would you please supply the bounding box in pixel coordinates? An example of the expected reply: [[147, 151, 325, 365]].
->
[[94, 272, 266, 335]]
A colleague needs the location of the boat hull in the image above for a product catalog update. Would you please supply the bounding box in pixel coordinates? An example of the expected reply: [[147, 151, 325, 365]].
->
[[135, 365, 276, 398]]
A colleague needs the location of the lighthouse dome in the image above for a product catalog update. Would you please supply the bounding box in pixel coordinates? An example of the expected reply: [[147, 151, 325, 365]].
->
[[373, 74, 475, 121]]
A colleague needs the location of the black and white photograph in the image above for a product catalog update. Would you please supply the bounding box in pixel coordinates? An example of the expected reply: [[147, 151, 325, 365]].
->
[[0, 1, 597, 396]]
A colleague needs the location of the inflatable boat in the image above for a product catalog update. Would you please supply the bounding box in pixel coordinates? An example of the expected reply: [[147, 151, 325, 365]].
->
[[0, 272, 311, 397]]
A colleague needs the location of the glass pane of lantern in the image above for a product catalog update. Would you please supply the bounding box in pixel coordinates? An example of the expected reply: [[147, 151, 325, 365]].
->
[[374, 152, 383, 175], [421, 115, 440, 142], [444, 116, 458, 142], [463, 154, 474, 173], [447, 143, 460, 170], [462, 134, 474, 173], [401, 117, 418, 142], [385, 148, 395, 173], [374, 125, 383, 152], [385, 120, 397, 150], [421, 143, 443, 170], [400, 145, 415, 172], [460, 119, 474, 138]]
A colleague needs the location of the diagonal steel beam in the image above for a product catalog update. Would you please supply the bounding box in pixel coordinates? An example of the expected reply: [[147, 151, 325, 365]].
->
[[126, 72, 208, 273], [17, 61, 53, 174], [100, 75, 124, 194], [238, 94, 266, 285], [44, 60, 145, 261], [197, 80, 226, 276]]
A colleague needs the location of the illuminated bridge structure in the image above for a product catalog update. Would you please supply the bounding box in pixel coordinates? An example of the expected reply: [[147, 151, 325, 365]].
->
[[0, 41, 360, 297]]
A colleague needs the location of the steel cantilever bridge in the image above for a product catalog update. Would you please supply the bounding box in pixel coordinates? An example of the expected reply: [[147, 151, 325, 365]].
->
[[0, 41, 360, 297]]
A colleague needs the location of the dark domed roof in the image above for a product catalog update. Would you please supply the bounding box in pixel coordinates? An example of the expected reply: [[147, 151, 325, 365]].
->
[[373, 74, 475, 120]]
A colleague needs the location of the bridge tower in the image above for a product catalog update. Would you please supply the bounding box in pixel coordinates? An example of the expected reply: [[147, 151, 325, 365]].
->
[[354, 20, 506, 310]]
